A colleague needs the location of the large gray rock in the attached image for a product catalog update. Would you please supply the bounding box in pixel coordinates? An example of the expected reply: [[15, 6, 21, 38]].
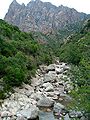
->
[[53, 102, 65, 113], [16, 116, 27, 120], [31, 77, 43, 87], [44, 72, 56, 83], [14, 86, 34, 97], [1, 111, 12, 118], [30, 92, 43, 101], [37, 97, 54, 108], [43, 82, 52, 88], [47, 64, 55, 71], [55, 67, 64, 74], [17, 106, 39, 119], [43, 82, 54, 92], [35, 79, 43, 86]]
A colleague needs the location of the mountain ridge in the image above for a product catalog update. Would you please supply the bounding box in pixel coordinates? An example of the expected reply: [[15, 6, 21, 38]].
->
[[4, 0, 88, 34]]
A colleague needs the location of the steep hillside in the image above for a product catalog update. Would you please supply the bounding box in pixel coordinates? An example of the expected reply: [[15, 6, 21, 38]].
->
[[0, 19, 53, 98], [5, 0, 87, 34], [57, 19, 90, 112]]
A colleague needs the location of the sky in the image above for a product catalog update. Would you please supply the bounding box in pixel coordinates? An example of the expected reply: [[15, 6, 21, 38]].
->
[[0, 0, 90, 19]]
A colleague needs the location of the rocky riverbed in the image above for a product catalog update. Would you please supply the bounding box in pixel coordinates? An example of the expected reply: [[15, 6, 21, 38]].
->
[[0, 62, 84, 120]]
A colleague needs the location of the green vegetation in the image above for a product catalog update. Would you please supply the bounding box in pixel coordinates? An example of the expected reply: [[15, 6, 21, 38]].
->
[[0, 18, 90, 113], [58, 20, 90, 112], [0, 19, 53, 99]]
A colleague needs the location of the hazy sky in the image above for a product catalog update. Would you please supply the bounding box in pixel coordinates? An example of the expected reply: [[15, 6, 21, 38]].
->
[[0, 0, 90, 19]]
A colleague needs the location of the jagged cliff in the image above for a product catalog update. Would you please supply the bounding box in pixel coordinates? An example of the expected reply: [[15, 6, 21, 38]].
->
[[4, 0, 88, 33]]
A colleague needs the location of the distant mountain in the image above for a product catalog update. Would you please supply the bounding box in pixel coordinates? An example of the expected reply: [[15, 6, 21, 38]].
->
[[4, 0, 89, 34]]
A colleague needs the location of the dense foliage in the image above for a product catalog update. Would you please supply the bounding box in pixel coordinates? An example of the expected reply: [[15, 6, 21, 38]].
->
[[0, 19, 53, 98], [58, 20, 90, 112], [32, 21, 83, 55], [0, 19, 90, 113]]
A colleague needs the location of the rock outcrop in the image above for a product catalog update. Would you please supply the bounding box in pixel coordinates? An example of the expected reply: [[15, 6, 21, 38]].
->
[[4, 0, 87, 33]]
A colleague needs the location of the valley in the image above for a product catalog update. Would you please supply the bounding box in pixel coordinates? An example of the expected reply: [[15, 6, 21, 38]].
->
[[0, 0, 90, 120]]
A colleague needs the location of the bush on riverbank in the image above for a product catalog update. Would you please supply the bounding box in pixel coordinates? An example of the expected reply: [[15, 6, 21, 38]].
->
[[58, 20, 90, 112], [0, 19, 53, 99]]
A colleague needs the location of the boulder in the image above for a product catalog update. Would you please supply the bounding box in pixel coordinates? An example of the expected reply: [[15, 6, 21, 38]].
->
[[64, 66, 70, 70], [53, 102, 65, 113], [52, 95, 58, 100], [59, 63, 66, 68], [1, 111, 12, 118], [22, 83, 34, 91], [47, 64, 55, 71], [37, 97, 54, 108], [16, 116, 27, 120], [14, 87, 34, 97], [45, 86, 54, 92], [17, 106, 39, 119], [35, 78, 44, 86], [30, 92, 43, 101], [47, 92, 54, 97], [43, 82, 54, 92], [44, 72, 56, 83], [54, 91, 60, 96], [55, 67, 64, 74], [31, 78, 40, 87]]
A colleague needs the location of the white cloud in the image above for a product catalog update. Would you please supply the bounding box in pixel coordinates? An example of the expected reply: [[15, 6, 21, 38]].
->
[[0, 0, 90, 19]]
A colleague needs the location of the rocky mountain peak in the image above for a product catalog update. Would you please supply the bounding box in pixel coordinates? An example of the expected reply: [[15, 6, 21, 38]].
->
[[35, 0, 41, 2], [12, 0, 17, 3], [5, 0, 88, 33], [21, 3, 25, 7], [27, 0, 43, 8], [8, 0, 21, 10], [11, 0, 19, 6]]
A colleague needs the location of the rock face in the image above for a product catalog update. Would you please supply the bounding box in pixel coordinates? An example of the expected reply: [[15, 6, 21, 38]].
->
[[4, 0, 87, 33]]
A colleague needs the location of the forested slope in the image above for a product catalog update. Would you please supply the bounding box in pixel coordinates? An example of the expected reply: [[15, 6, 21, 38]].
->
[[58, 20, 90, 112], [0, 19, 52, 98]]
